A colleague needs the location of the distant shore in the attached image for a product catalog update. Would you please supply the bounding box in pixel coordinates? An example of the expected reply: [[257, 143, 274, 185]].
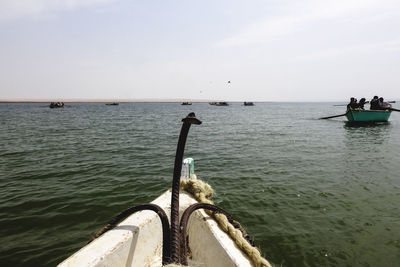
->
[[0, 98, 216, 103], [0, 98, 374, 103]]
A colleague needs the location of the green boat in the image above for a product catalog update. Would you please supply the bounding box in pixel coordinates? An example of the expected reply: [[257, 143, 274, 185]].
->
[[346, 109, 391, 123]]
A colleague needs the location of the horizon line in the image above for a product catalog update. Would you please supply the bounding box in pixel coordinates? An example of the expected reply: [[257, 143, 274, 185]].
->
[[0, 97, 365, 103]]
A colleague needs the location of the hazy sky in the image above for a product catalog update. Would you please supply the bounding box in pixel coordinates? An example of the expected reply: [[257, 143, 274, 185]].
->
[[0, 0, 399, 101]]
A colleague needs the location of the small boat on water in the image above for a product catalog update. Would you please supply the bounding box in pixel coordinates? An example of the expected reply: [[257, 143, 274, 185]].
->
[[49, 102, 64, 108], [58, 113, 271, 267], [215, 102, 229, 106], [346, 109, 391, 123], [106, 102, 119, 106], [209, 102, 229, 106], [244, 102, 254, 106], [181, 102, 192, 105]]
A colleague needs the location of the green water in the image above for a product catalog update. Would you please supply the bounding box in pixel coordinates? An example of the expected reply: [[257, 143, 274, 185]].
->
[[1, 102, 399, 267]]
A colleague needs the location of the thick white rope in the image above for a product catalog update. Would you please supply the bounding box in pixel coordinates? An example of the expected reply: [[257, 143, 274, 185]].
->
[[180, 176, 273, 267]]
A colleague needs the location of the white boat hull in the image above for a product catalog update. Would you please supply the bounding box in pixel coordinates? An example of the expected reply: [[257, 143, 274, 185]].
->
[[58, 189, 253, 267]]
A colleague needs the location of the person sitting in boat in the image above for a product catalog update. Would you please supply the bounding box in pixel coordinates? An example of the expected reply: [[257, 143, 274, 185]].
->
[[357, 98, 366, 109], [370, 96, 380, 110], [346, 97, 358, 110], [378, 97, 392, 110]]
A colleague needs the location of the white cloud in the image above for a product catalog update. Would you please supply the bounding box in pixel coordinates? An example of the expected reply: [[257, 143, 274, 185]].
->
[[0, 0, 116, 21], [216, 0, 399, 47]]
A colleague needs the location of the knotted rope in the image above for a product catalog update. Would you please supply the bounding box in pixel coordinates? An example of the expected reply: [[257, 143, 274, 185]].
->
[[180, 176, 272, 267]]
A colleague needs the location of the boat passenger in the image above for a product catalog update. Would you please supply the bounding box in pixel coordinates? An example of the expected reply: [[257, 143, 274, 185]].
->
[[378, 97, 392, 110], [370, 96, 380, 110], [347, 97, 357, 110], [357, 98, 366, 109]]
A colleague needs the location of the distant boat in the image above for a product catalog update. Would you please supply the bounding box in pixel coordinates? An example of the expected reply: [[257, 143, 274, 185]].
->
[[106, 102, 119, 106], [49, 102, 64, 108], [181, 102, 192, 105], [243, 102, 254, 106], [214, 102, 229, 106], [346, 110, 391, 123]]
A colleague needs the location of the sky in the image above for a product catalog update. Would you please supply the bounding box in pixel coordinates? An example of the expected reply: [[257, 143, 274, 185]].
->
[[0, 0, 399, 101]]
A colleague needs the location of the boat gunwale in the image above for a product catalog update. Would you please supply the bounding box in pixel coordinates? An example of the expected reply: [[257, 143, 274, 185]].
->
[[349, 109, 391, 113]]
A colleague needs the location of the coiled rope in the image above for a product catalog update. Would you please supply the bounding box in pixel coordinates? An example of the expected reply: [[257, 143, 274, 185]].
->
[[180, 176, 272, 267]]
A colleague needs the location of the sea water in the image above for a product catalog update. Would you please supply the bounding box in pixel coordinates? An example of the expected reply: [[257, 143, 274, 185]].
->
[[1, 102, 399, 266]]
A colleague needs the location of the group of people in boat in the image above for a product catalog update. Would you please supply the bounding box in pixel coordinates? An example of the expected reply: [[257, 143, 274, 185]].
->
[[347, 96, 391, 111], [370, 96, 392, 110]]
